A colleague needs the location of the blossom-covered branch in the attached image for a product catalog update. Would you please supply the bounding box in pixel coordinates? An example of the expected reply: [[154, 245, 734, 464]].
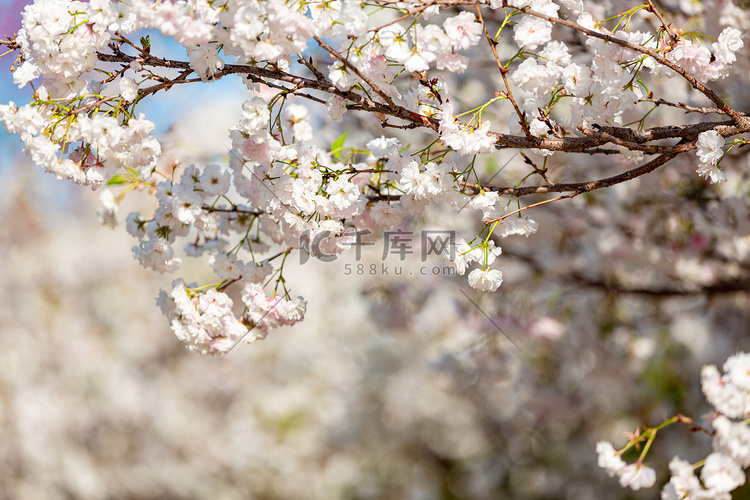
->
[[0, 0, 747, 359]]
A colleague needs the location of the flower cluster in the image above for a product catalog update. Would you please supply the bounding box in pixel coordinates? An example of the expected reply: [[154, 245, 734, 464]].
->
[[702, 352, 750, 419], [1, 0, 749, 354], [695, 130, 727, 184], [596, 441, 656, 491], [597, 352, 750, 498], [157, 279, 306, 356]]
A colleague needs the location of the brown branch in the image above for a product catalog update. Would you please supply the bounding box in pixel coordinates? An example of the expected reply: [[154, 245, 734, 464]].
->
[[475, 5, 532, 139], [203, 206, 263, 215], [567, 272, 750, 297], [485, 150, 682, 196], [313, 35, 398, 111], [86, 30, 747, 165], [96, 50, 439, 132], [591, 120, 742, 144], [578, 125, 694, 154], [646, 0, 678, 46], [504, 249, 750, 297]]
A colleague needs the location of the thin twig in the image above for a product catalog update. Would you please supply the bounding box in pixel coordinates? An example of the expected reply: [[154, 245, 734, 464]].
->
[[646, 0, 678, 46], [313, 35, 398, 111], [475, 4, 532, 139], [486, 194, 577, 224], [638, 97, 739, 115], [485, 151, 682, 196]]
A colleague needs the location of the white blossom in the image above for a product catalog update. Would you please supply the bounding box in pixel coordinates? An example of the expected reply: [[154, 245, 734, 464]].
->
[[596, 441, 626, 477], [467, 268, 503, 292], [701, 452, 746, 493], [619, 463, 656, 491], [713, 416, 750, 468]]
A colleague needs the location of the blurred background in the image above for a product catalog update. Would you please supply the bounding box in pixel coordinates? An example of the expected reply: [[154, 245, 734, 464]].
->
[[1, 1, 750, 499]]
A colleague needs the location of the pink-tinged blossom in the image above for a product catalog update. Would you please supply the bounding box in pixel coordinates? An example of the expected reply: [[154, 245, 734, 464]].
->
[[336, 2, 368, 37], [133, 236, 181, 273], [562, 63, 593, 98], [14, 0, 105, 95], [326, 177, 362, 211], [327, 95, 347, 123], [468, 268, 503, 292], [418, 24, 451, 57], [209, 252, 244, 281], [367, 136, 402, 159], [197, 289, 233, 319], [399, 161, 425, 198], [696, 163, 726, 185], [369, 201, 406, 229], [724, 352, 750, 391], [497, 217, 539, 237], [397, 160, 448, 201], [97, 189, 119, 228], [513, 16, 552, 51], [529, 317, 565, 340], [439, 104, 496, 156], [670, 43, 712, 80], [713, 27, 744, 67], [239, 98, 271, 134], [172, 187, 203, 224], [712, 416, 750, 468], [144, 2, 214, 48], [596, 441, 626, 477], [199, 164, 231, 197], [244, 261, 273, 284], [118, 76, 138, 102], [511, 58, 553, 95], [695, 131, 726, 184], [436, 52, 469, 73], [126, 213, 148, 239], [0, 102, 46, 138], [381, 26, 411, 62], [701, 452, 746, 493], [402, 45, 437, 73], [223, 0, 311, 61], [701, 363, 750, 419], [329, 60, 355, 90], [619, 463, 656, 491], [469, 190, 500, 212], [231, 130, 281, 164], [241, 283, 306, 333], [188, 44, 224, 82], [559, 0, 584, 15], [421, 162, 449, 197], [284, 104, 313, 142], [661, 457, 702, 500], [696, 131, 725, 165], [446, 238, 475, 275], [163, 280, 253, 356], [507, 0, 559, 16], [443, 12, 482, 51], [540, 40, 572, 68], [12, 61, 40, 88]]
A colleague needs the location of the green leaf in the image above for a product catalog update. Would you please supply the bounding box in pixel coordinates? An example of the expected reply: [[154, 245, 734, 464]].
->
[[107, 174, 127, 185], [330, 130, 349, 161]]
